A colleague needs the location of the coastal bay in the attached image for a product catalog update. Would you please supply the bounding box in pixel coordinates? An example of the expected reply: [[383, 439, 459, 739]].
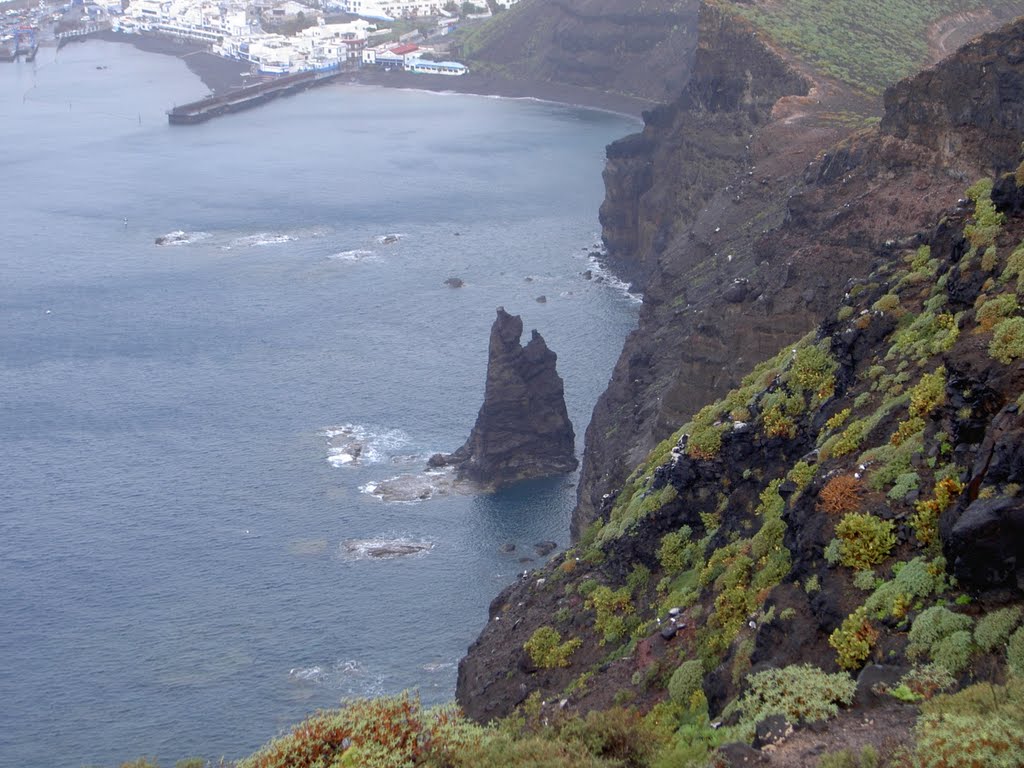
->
[[0, 39, 639, 766]]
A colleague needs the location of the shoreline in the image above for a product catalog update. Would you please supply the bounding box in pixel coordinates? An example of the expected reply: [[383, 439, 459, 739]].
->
[[91, 30, 654, 118]]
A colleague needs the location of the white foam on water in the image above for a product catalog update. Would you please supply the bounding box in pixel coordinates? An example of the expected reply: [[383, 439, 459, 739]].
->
[[583, 249, 642, 304], [230, 232, 297, 248], [328, 249, 376, 262], [340, 536, 434, 561], [155, 230, 212, 246], [288, 659, 384, 696], [375, 233, 404, 244], [322, 423, 413, 466]]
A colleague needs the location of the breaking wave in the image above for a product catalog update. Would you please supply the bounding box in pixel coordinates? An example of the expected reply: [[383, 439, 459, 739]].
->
[[154, 230, 212, 246], [583, 246, 642, 304], [322, 424, 413, 467], [288, 659, 385, 697]]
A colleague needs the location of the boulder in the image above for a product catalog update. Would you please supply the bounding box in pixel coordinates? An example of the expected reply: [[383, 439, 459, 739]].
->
[[945, 496, 1024, 591]]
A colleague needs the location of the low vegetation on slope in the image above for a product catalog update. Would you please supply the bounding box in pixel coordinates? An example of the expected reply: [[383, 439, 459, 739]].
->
[[717, 0, 1024, 94], [448, 166, 1024, 766]]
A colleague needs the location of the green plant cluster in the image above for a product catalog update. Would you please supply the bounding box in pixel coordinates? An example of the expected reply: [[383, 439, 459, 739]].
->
[[585, 585, 635, 645], [862, 557, 947, 621], [990, 316, 1024, 363], [524, 626, 583, 669], [657, 526, 700, 575], [833, 513, 896, 570], [667, 659, 706, 709], [907, 606, 976, 674], [829, 606, 879, 670], [736, 664, 856, 725], [914, 677, 1024, 768]]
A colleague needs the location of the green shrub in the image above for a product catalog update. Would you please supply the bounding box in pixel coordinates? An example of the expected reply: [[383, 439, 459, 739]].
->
[[853, 570, 878, 591], [737, 664, 856, 725], [658, 526, 696, 575], [974, 606, 1024, 653], [524, 626, 582, 669], [863, 557, 946, 621], [586, 586, 634, 645], [888, 471, 919, 501], [239, 693, 485, 768], [1008, 626, 1024, 674], [834, 514, 896, 570], [668, 660, 705, 708], [907, 606, 974, 664], [687, 423, 724, 460], [785, 339, 837, 401], [964, 177, 1006, 249], [872, 293, 901, 313], [914, 677, 1024, 768], [976, 293, 1019, 332], [908, 367, 946, 418], [990, 316, 1024, 364], [894, 664, 956, 701], [830, 607, 878, 670], [932, 629, 975, 675]]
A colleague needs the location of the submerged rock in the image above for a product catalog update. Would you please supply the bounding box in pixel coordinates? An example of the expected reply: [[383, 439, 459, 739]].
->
[[443, 308, 577, 487]]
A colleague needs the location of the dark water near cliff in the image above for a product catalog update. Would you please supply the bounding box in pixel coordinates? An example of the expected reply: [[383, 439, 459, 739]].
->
[[0, 42, 638, 766]]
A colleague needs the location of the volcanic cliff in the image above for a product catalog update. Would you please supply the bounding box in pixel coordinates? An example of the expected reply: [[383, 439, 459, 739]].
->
[[452, 9, 1024, 767], [573, 1, 1024, 540]]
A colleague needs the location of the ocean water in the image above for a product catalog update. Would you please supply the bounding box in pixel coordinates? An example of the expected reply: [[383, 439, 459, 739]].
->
[[0, 42, 639, 766]]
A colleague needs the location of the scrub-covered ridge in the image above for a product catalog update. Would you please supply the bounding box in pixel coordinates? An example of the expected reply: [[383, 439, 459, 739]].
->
[[452, 169, 1024, 765]]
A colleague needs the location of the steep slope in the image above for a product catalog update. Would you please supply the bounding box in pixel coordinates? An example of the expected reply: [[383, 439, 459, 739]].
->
[[458, 0, 702, 104], [457, 144, 1024, 768], [573, 4, 1024, 540]]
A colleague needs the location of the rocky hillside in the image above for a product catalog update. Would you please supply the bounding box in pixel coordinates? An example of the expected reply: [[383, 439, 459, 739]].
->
[[574, 1, 1024, 540], [457, 0, 702, 104], [456, 136, 1024, 768]]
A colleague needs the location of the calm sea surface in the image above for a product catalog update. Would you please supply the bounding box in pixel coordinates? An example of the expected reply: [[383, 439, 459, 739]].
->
[[0, 41, 639, 766]]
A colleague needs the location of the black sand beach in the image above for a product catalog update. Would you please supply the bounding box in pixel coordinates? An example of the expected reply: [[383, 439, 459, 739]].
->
[[92, 30, 653, 118]]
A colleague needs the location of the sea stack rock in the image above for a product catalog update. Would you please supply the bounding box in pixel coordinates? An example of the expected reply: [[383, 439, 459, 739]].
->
[[446, 308, 577, 486]]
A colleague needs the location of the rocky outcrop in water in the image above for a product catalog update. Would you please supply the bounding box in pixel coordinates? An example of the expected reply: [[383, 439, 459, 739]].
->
[[441, 308, 577, 487]]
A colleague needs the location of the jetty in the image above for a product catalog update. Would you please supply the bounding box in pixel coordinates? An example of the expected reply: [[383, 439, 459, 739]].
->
[[167, 69, 342, 125]]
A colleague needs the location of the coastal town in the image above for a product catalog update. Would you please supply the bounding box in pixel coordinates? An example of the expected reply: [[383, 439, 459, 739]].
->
[[0, 0, 502, 76]]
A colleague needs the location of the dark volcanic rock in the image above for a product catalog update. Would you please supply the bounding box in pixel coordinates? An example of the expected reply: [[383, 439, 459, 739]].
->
[[945, 496, 1024, 592], [446, 308, 577, 487]]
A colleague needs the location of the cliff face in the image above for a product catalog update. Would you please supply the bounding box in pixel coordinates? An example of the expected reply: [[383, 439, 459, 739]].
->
[[598, 4, 810, 287], [463, 0, 702, 104], [572, 10, 1024, 541], [458, 94, 1024, 768], [445, 308, 577, 486]]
